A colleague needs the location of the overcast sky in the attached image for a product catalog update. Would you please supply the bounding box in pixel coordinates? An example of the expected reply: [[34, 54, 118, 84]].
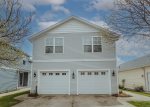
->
[[20, 0, 150, 65]]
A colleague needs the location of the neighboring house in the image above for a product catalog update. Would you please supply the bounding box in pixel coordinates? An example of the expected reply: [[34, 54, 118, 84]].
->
[[118, 54, 150, 91], [0, 54, 31, 93], [29, 16, 119, 95]]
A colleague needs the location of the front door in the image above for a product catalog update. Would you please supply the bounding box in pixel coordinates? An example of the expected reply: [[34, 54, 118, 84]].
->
[[19, 72, 28, 87]]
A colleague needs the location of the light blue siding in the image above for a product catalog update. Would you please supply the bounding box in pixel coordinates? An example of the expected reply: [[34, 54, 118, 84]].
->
[[31, 18, 118, 95], [0, 68, 18, 93]]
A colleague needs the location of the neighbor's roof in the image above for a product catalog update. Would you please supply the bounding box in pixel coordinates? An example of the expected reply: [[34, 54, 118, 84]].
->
[[118, 54, 150, 72], [29, 16, 120, 42]]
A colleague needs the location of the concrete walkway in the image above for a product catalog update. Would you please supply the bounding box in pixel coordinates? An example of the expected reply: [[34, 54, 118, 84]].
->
[[117, 91, 150, 107], [0, 88, 30, 98]]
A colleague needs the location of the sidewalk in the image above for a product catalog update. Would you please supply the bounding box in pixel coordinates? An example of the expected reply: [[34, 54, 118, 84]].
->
[[0, 88, 30, 98], [117, 90, 150, 107]]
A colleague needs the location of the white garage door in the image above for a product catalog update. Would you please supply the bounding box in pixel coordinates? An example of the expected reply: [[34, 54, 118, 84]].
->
[[38, 71, 70, 94], [77, 70, 111, 94]]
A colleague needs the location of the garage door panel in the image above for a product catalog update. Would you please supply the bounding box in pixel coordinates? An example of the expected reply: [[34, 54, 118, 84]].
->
[[38, 71, 69, 94], [78, 71, 110, 94]]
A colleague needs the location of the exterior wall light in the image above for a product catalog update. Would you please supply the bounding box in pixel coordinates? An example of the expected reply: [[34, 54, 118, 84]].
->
[[112, 70, 115, 76], [34, 72, 36, 77], [72, 72, 75, 79]]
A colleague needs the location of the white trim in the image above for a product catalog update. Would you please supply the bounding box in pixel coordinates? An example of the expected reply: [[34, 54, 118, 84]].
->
[[83, 36, 102, 53], [37, 69, 70, 95], [76, 69, 112, 95], [33, 58, 116, 62], [108, 69, 112, 95], [68, 69, 71, 95], [76, 70, 79, 95], [45, 37, 64, 54]]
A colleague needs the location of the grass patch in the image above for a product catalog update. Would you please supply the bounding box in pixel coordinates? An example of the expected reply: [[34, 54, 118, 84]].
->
[[125, 90, 150, 97], [0, 91, 29, 107], [129, 101, 150, 107]]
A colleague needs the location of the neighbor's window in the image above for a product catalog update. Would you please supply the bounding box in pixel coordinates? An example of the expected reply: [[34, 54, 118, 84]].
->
[[45, 37, 64, 53], [23, 60, 26, 65], [83, 36, 102, 53]]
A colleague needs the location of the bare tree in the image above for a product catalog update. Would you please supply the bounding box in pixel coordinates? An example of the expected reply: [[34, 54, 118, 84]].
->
[[109, 0, 150, 37], [0, 0, 33, 66]]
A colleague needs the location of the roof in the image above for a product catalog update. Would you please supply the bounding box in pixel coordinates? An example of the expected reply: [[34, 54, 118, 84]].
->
[[29, 16, 120, 42], [118, 54, 150, 72]]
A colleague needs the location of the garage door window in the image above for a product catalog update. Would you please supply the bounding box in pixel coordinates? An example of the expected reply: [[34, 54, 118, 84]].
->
[[49, 73, 53, 75], [80, 72, 85, 75], [101, 72, 106, 75], [62, 73, 66, 75], [42, 73, 46, 76], [56, 73, 60, 75], [94, 72, 99, 75], [88, 72, 92, 75]]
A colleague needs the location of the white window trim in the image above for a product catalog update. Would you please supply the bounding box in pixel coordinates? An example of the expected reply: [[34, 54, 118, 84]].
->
[[45, 37, 64, 54], [83, 36, 102, 53]]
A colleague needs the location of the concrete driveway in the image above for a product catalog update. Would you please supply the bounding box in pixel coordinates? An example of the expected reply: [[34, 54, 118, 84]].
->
[[13, 94, 135, 107]]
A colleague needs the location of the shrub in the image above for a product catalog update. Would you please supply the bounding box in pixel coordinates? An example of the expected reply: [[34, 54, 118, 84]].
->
[[134, 86, 144, 92]]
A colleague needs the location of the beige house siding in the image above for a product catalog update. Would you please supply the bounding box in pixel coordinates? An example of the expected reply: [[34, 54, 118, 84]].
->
[[119, 68, 145, 90]]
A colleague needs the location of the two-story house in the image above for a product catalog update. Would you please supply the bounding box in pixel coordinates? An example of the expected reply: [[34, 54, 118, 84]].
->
[[29, 16, 119, 95], [0, 53, 31, 93]]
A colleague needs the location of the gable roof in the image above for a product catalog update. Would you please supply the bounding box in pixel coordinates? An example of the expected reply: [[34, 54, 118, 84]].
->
[[29, 16, 120, 42], [118, 54, 150, 72]]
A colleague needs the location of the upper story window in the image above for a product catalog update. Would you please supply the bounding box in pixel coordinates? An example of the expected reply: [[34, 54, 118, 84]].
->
[[45, 37, 64, 53], [83, 36, 102, 53]]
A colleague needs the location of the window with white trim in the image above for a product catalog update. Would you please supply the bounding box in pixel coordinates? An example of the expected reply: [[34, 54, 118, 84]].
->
[[83, 37, 92, 52], [83, 36, 102, 52], [45, 37, 64, 53]]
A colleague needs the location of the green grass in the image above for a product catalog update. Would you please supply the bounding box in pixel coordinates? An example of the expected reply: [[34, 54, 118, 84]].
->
[[125, 90, 150, 97], [129, 101, 150, 107], [0, 91, 29, 107]]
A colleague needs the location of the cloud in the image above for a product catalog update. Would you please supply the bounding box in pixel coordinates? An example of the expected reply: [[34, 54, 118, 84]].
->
[[38, 21, 58, 30], [20, 0, 69, 13], [52, 5, 70, 15], [87, 0, 114, 11]]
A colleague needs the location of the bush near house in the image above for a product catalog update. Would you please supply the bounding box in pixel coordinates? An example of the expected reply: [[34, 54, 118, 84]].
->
[[0, 91, 29, 107]]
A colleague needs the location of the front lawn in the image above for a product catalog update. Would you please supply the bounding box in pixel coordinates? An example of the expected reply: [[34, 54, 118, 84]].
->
[[0, 91, 29, 107], [125, 90, 150, 97], [129, 101, 150, 107]]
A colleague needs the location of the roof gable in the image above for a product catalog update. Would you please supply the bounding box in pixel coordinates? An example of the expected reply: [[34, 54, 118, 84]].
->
[[29, 16, 119, 42]]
